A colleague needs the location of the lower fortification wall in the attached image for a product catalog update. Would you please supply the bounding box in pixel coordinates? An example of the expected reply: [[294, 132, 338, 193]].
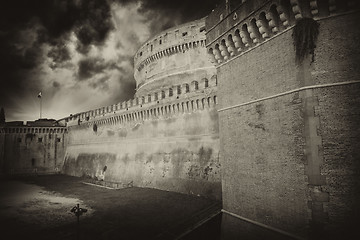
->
[[0, 127, 67, 175], [63, 96, 221, 200]]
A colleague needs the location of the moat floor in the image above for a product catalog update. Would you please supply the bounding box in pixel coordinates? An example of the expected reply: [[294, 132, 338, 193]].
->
[[0, 174, 221, 240]]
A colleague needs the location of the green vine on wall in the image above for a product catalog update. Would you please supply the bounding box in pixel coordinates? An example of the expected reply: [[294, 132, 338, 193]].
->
[[292, 18, 320, 64]]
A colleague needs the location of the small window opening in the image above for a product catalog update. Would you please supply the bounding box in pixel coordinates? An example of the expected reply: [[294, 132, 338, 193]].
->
[[31, 158, 35, 167], [195, 81, 199, 90], [169, 88, 173, 97], [185, 84, 190, 93], [177, 85, 181, 94], [200, 26, 206, 32], [205, 79, 209, 88], [17, 138, 22, 143], [57, 138, 61, 143], [159, 39, 162, 44], [38, 137, 42, 143], [140, 52, 143, 56], [161, 91, 165, 99], [182, 32, 188, 37], [154, 93, 158, 100]]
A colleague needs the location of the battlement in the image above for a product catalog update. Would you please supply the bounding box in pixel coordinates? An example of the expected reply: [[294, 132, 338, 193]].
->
[[0, 126, 67, 134], [64, 77, 218, 128], [206, 0, 360, 65]]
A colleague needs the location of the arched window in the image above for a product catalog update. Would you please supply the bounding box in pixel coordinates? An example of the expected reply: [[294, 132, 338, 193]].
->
[[177, 85, 181, 94], [154, 92, 158, 100], [194, 81, 199, 90], [205, 79, 209, 88], [161, 90, 165, 99], [169, 88, 173, 97], [185, 84, 190, 93]]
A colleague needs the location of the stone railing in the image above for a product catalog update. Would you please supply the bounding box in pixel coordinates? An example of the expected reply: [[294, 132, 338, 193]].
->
[[207, 0, 359, 65]]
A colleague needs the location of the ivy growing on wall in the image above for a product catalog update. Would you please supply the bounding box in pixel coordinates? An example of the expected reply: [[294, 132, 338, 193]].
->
[[292, 18, 320, 64]]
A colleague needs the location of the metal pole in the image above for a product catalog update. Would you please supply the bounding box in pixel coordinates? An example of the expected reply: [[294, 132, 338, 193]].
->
[[40, 96, 42, 119]]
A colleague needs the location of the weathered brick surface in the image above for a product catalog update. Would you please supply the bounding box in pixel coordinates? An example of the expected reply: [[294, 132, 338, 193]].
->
[[315, 84, 360, 238], [220, 93, 309, 237], [217, 10, 360, 239], [312, 13, 360, 85], [218, 28, 298, 110]]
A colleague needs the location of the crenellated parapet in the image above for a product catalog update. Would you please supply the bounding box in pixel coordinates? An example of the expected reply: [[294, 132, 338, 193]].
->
[[206, 0, 359, 65], [0, 126, 66, 134], [64, 76, 218, 128]]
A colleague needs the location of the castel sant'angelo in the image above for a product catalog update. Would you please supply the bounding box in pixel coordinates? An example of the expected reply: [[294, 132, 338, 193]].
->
[[1, 0, 360, 239]]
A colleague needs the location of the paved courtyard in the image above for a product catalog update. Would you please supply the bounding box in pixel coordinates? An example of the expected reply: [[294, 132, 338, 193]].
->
[[0, 175, 221, 240]]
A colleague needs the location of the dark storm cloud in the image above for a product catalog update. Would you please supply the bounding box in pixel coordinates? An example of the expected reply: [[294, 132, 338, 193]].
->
[[47, 41, 71, 69], [0, 0, 114, 110], [137, 0, 221, 33], [89, 76, 110, 91], [53, 81, 61, 88], [78, 57, 108, 81]]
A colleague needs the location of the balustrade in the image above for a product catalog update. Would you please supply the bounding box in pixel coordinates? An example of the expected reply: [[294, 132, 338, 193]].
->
[[207, 0, 359, 65]]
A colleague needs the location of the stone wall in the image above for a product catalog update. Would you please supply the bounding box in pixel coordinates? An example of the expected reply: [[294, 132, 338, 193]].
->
[[0, 127, 67, 175], [59, 85, 221, 201], [62, 85, 221, 200], [208, 0, 360, 238], [217, 28, 309, 237]]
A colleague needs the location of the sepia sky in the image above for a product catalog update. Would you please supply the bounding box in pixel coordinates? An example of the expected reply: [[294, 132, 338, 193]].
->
[[0, 0, 221, 122]]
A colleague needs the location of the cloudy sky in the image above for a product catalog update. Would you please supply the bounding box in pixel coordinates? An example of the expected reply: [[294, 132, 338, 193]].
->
[[0, 0, 220, 122]]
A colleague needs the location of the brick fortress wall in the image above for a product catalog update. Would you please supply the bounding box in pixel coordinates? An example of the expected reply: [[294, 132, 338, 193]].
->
[[206, 0, 360, 238]]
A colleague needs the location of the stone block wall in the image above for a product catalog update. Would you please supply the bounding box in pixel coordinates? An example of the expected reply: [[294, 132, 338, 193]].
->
[[214, 7, 360, 239], [0, 127, 67, 175], [63, 92, 222, 200]]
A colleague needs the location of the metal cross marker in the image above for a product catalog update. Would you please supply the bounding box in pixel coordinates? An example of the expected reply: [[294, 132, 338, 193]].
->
[[70, 204, 87, 240]]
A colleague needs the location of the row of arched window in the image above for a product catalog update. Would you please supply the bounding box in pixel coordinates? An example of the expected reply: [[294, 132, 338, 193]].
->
[[135, 20, 206, 61]]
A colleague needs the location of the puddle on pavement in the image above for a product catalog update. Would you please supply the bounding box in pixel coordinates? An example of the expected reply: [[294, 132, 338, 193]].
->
[[0, 180, 92, 228]]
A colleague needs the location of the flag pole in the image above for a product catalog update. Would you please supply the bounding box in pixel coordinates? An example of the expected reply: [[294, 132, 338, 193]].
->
[[40, 96, 42, 119], [38, 91, 42, 119]]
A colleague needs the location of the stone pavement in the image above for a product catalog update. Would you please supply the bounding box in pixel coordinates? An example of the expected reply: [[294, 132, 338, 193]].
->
[[0, 174, 221, 240]]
